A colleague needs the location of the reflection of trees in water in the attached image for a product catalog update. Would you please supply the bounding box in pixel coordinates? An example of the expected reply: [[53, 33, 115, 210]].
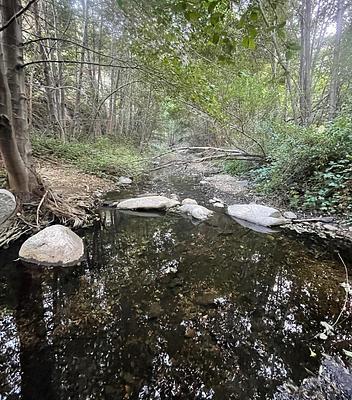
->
[[0, 214, 350, 399]]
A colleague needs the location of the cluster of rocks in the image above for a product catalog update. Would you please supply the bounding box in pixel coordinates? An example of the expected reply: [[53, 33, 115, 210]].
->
[[112, 194, 293, 228]]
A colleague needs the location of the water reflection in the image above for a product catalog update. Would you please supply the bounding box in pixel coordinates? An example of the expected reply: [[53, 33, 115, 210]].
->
[[0, 208, 351, 400]]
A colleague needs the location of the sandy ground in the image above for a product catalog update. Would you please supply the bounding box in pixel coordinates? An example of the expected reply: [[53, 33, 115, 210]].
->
[[36, 158, 114, 204]]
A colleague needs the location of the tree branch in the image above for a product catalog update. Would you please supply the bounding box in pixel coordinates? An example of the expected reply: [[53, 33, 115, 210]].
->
[[22, 59, 140, 69], [0, 0, 38, 32]]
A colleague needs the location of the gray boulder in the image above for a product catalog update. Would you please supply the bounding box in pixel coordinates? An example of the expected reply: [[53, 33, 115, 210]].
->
[[179, 204, 213, 220], [116, 195, 180, 210], [118, 176, 132, 185], [182, 198, 198, 205], [19, 225, 84, 267], [227, 204, 289, 227], [0, 189, 16, 225]]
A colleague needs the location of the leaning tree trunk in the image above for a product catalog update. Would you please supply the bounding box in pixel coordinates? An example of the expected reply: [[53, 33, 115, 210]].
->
[[0, 0, 41, 196]]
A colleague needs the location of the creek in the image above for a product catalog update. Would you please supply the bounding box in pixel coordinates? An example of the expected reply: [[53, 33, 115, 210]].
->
[[0, 173, 351, 399]]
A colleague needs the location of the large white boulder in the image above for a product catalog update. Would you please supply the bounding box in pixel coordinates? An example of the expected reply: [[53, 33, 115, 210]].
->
[[0, 189, 16, 225], [227, 204, 289, 227], [116, 195, 179, 210], [19, 225, 84, 267], [179, 204, 213, 220]]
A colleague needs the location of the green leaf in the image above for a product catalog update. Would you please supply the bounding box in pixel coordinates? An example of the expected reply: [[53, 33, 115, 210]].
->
[[248, 26, 257, 38], [208, 0, 219, 14], [250, 9, 259, 21], [212, 32, 220, 44], [210, 12, 222, 25], [248, 37, 256, 49], [174, 1, 188, 12], [185, 10, 200, 22]]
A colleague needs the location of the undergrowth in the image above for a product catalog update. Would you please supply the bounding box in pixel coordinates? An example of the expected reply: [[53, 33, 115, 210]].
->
[[224, 115, 352, 220], [32, 136, 147, 177]]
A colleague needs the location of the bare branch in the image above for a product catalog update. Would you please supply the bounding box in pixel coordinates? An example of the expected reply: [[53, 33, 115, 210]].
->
[[0, 0, 38, 32]]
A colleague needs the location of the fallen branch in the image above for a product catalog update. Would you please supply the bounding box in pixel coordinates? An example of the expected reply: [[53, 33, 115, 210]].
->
[[151, 153, 263, 171]]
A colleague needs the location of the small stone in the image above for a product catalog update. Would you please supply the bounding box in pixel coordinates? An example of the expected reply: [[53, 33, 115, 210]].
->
[[148, 303, 162, 319], [0, 189, 16, 225], [118, 176, 132, 185], [213, 202, 225, 208], [200, 180, 207, 185], [182, 198, 198, 205], [184, 327, 196, 338], [324, 224, 339, 231], [195, 293, 217, 306], [179, 204, 213, 220], [283, 211, 298, 219]]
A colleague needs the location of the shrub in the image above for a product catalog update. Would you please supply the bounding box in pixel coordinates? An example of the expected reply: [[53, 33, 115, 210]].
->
[[254, 115, 352, 216], [32, 136, 147, 177]]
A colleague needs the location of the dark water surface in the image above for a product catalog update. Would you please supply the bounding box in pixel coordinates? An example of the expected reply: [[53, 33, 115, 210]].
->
[[1, 176, 351, 400]]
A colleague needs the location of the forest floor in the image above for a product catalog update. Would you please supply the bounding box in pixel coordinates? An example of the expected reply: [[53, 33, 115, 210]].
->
[[37, 158, 114, 204]]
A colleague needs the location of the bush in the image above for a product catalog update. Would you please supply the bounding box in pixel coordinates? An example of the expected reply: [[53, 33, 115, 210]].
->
[[32, 136, 147, 177], [223, 159, 256, 175], [254, 115, 352, 216]]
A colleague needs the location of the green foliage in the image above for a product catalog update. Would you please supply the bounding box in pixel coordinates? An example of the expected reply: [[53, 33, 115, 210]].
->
[[32, 136, 146, 177], [224, 159, 256, 175], [254, 116, 352, 216]]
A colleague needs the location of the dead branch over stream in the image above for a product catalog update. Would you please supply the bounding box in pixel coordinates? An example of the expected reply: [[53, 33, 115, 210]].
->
[[150, 146, 265, 171]]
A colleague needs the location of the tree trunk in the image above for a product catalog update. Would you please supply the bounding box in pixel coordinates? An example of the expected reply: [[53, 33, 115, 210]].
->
[[328, 0, 344, 120], [299, 0, 312, 125], [71, 0, 89, 137], [0, 0, 41, 195]]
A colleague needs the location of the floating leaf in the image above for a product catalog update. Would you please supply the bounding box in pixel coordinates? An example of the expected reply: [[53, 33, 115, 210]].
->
[[309, 348, 317, 357], [343, 349, 352, 358]]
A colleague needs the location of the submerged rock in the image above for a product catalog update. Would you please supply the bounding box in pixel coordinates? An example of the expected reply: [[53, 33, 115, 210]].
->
[[274, 356, 352, 400], [227, 204, 289, 227], [182, 198, 198, 205], [19, 225, 84, 267], [116, 196, 180, 211], [0, 189, 16, 225], [179, 204, 213, 220]]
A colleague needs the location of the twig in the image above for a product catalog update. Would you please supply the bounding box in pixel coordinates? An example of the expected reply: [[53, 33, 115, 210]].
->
[[332, 253, 350, 328], [36, 191, 48, 227]]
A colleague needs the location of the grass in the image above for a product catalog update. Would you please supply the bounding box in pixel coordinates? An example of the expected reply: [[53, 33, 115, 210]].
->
[[32, 136, 148, 177]]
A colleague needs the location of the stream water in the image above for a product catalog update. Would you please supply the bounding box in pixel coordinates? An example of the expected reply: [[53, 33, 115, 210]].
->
[[0, 174, 351, 400]]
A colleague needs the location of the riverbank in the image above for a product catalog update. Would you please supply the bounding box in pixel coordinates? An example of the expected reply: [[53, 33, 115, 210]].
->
[[150, 151, 352, 245]]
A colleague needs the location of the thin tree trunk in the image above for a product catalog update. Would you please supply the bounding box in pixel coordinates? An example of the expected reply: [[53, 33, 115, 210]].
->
[[71, 0, 89, 137], [33, 1, 57, 127], [299, 0, 312, 125], [328, 0, 344, 119]]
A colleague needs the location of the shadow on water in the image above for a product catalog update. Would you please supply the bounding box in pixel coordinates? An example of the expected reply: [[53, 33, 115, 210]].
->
[[0, 176, 351, 400]]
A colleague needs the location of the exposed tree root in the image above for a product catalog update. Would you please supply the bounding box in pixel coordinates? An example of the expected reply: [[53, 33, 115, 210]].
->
[[0, 186, 97, 249]]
